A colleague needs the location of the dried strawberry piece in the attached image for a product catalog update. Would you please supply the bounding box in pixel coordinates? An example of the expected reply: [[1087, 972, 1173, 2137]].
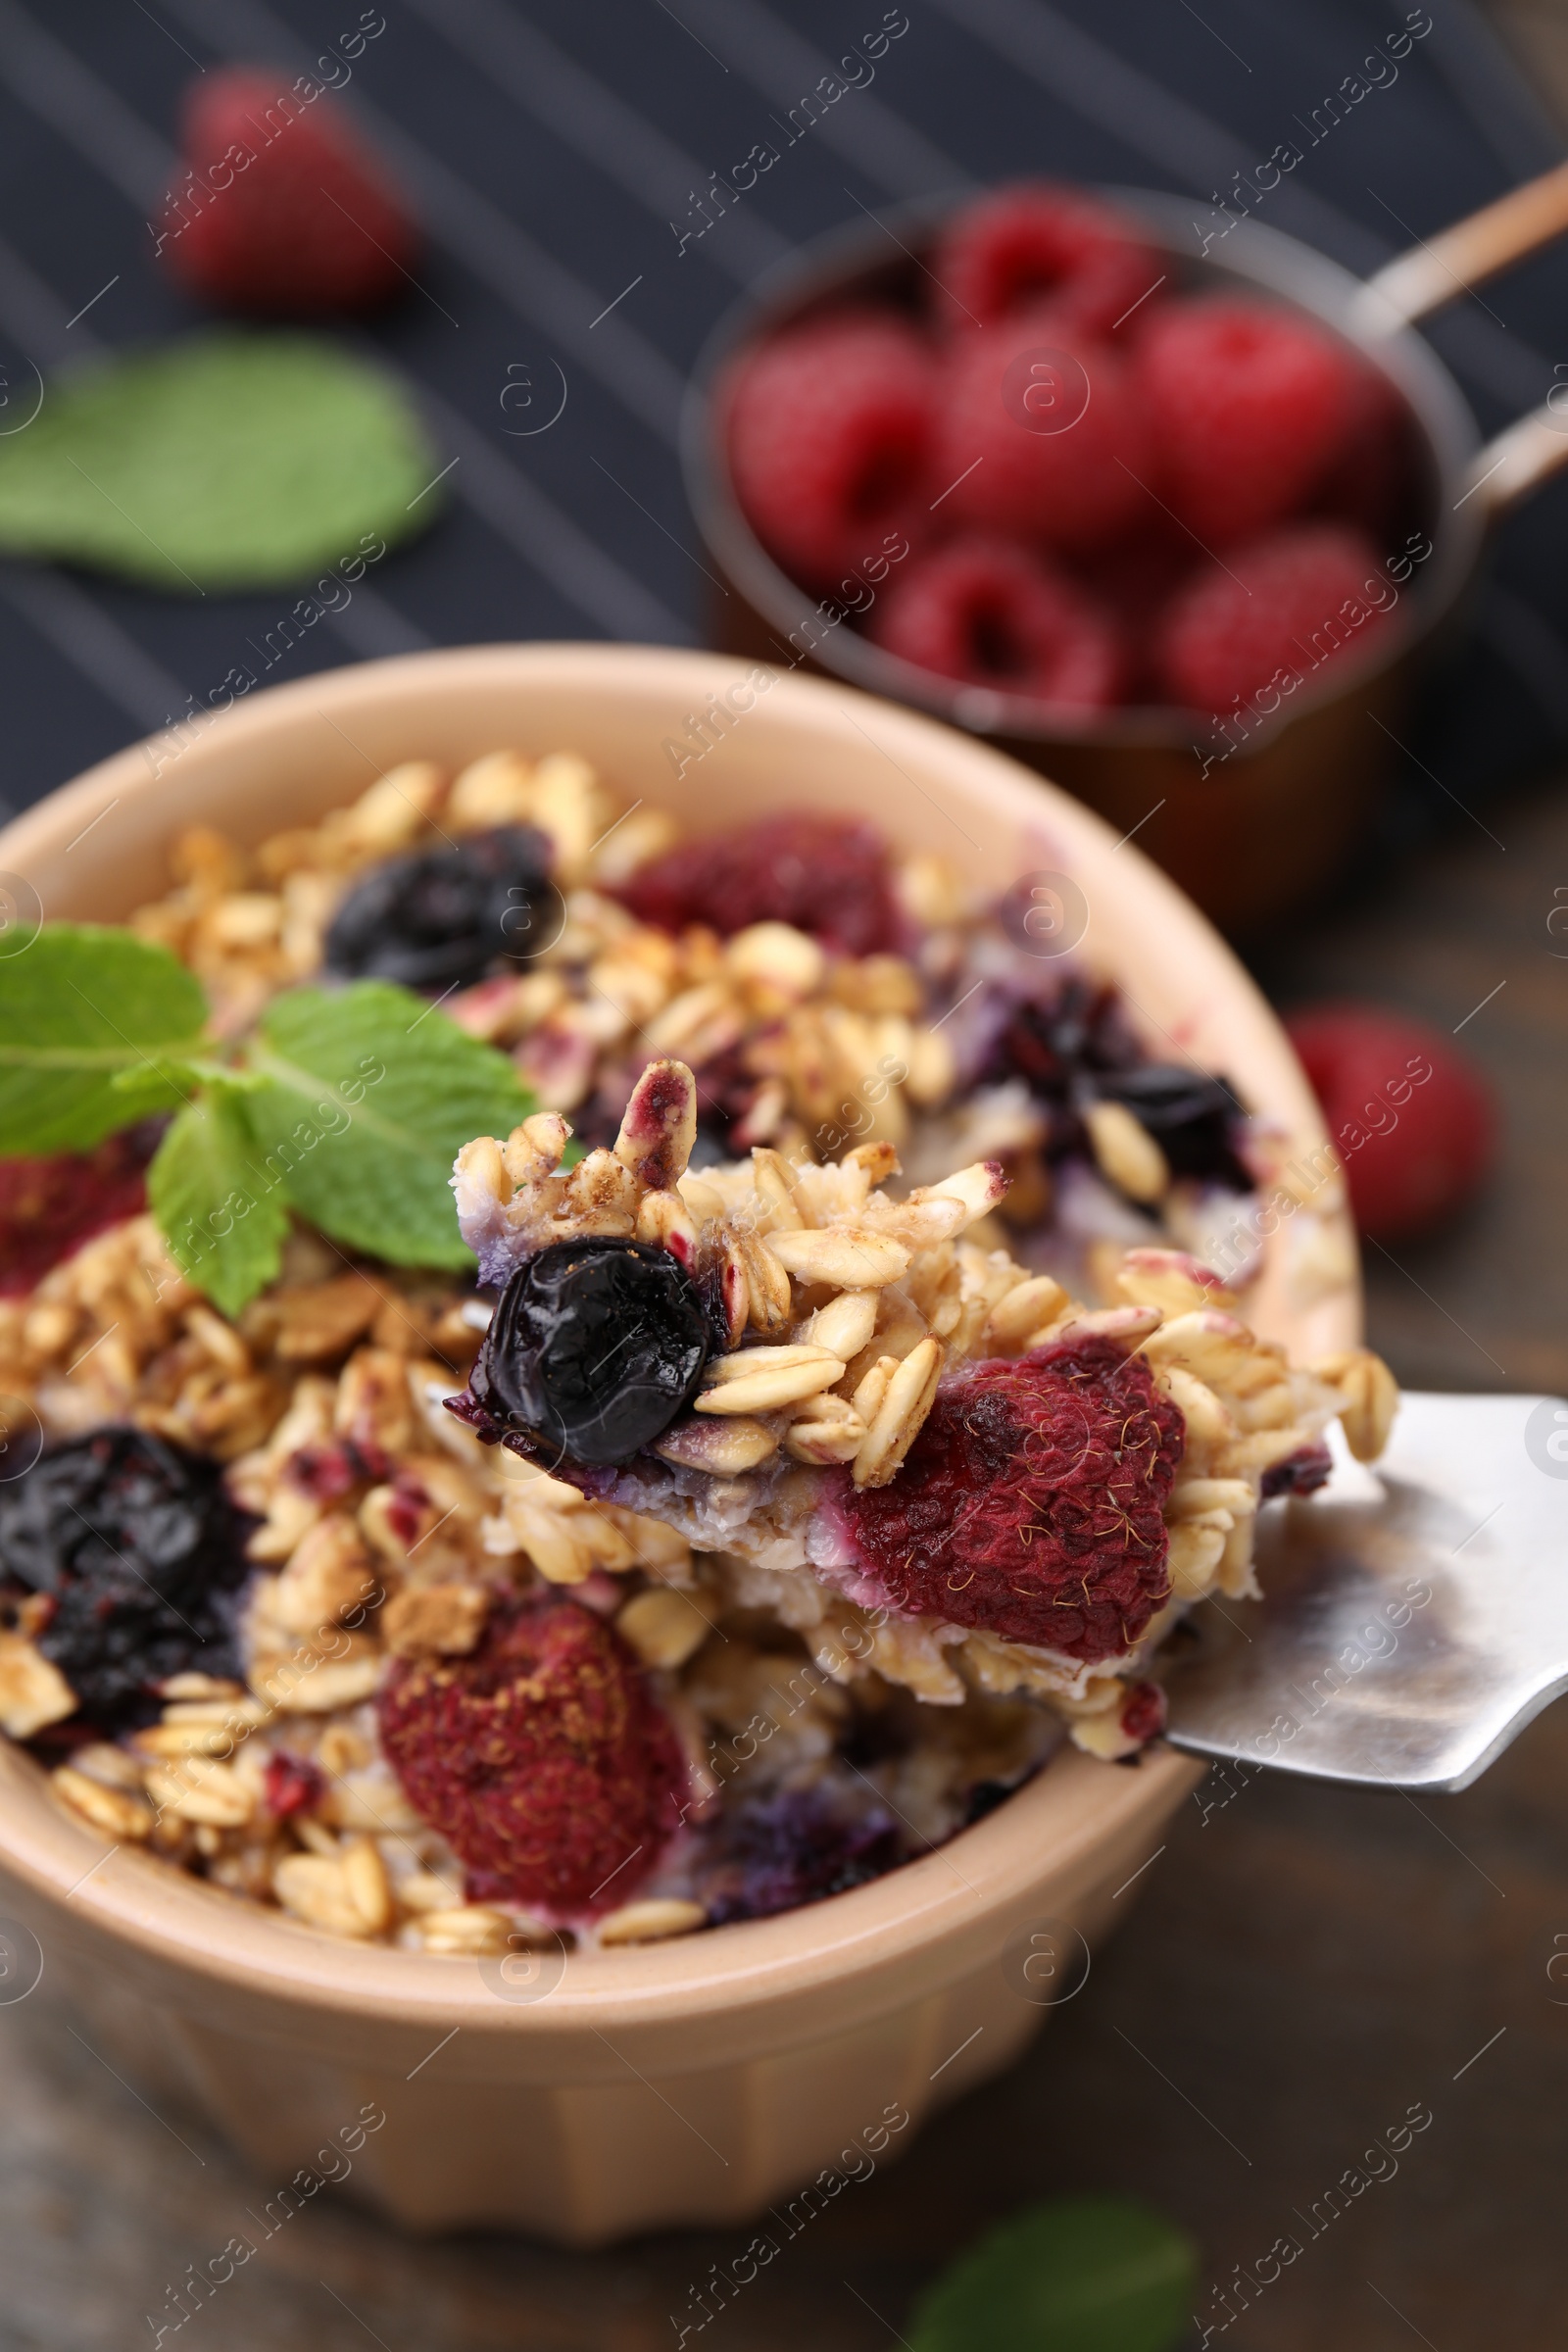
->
[[378, 1595, 687, 1916], [616, 812, 901, 956], [839, 1339, 1185, 1663], [0, 1126, 158, 1297], [1117, 1680, 1166, 1746], [166, 71, 418, 316], [265, 1750, 324, 1819]]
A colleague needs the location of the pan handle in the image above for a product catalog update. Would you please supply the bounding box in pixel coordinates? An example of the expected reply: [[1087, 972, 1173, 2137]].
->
[[1355, 159, 1568, 328], [1457, 403, 1568, 522]]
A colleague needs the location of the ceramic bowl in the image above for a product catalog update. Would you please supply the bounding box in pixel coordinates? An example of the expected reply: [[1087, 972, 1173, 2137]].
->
[[0, 645, 1358, 2241]]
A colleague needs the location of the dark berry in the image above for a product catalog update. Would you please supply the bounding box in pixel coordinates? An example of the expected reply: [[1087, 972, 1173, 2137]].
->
[[1136, 297, 1361, 543], [1091, 1064, 1251, 1191], [468, 1237, 710, 1468], [323, 824, 557, 993], [379, 1594, 686, 1916], [692, 1783, 905, 1926], [871, 538, 1125, 709], [169, 71, 418, 318], [0, 1123, 161, 1298], [838, 1339, 1185, 1662], [725, 311, 935, 589], [930, 184, 1163, 339], [1284, 1004, 1495, 1242], [0, 1428, 254, 1731], [616, 813, 901, 956]]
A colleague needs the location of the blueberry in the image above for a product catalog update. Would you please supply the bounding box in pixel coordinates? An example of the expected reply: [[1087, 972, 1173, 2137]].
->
[[470, 1238, 710, 1468], [0, 1428, 254, 1732], [322, 824, 558, 994]]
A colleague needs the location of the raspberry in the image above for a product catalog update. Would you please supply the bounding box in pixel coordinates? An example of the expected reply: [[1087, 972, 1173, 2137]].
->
[[0, 1429, 254, 1731], [930, 184, 1162, 338], [1136, 297, 1360, 543], [1284, 1004, 1495, 1242], [616, 812, 901, 956], [870, 539, 1125, 709], [378, 1594, 687, 1916], [167, 72, 418, 316], [840, 1338, 1185, 1662], [324, 824, 556, 992], [0, 1124, 158, 1298], [1154, 524, 1387, 712], [931, 317, 1150, 550], [725, 313, 935, 589]]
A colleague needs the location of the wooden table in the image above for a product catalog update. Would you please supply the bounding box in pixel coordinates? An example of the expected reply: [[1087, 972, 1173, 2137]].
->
[[5, 779, 1565, 2352]]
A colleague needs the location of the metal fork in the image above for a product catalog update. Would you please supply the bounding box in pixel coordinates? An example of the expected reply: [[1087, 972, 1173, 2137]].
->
[[1163, 1393, 1568, 1792]]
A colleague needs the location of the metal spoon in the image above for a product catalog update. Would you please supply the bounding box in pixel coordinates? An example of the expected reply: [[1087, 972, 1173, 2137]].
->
[[1163, 1392, 1568, 1791]]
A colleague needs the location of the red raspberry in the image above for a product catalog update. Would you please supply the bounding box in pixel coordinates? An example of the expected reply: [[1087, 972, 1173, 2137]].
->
[[617, 812, 900, 956], [871, 538, 1124, 709], [929, 184, 1163, 339], [1310, 360, 1419, 541], [1155, 524, 1387, 712], [931, 317, 1151, 550], [378, 1594, 687, 1917], [0, 1127, 156, 1297], [726, 313, 935, 590], [839, 1338, 1185, 1663], [1284, 1004, 1496, 1242], [1136, 297, 1360, 543], [165, 72, 418, 316]]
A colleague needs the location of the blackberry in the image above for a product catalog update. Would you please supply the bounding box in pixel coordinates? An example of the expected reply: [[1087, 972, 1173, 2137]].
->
[[469, 1237, 710, 1468], [0, 1428, 254, 1731], [692, 1784, 906, 1926], [1092, 1063, 1250, 1190], [323, 823, 558, 993]]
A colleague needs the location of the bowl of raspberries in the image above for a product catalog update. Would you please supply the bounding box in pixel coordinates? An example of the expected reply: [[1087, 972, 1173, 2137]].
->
[[0, 642, 1369, 2241], [686, 180, 1472, 931]]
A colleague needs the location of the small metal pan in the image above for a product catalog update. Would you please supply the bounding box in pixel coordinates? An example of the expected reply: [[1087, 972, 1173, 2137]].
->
[[682, 168, 1568, 930]]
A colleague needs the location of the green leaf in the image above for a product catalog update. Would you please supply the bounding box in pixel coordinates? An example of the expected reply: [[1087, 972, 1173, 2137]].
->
[[147, 1082, 288, 1317], [907, 2198, 1199, 2352], [243, 981, 533, 1271], [0, 924, 209, 1153], [0, 334, 440, 593]]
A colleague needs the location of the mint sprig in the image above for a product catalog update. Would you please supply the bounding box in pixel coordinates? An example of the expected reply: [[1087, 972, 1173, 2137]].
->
[[0, 925, 208, 1153], [0, 926, 536, 1313], [908, 2197, 1198, 2352]]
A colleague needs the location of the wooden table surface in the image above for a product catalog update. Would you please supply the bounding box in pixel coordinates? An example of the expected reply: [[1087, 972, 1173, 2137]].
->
[[4, 774, 1566, 2352]]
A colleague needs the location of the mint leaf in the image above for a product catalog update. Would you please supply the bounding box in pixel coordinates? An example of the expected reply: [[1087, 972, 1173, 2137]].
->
[[0, 925, 209, 1153], [908, 2198, 1198, 2352], [244, 981, 533, 1270], [148, 1083, 288, 1317], [0, 334, 440, 593]]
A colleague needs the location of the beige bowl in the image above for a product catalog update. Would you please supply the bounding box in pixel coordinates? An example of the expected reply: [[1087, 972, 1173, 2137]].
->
[[0, 646, 1357, 2242]]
